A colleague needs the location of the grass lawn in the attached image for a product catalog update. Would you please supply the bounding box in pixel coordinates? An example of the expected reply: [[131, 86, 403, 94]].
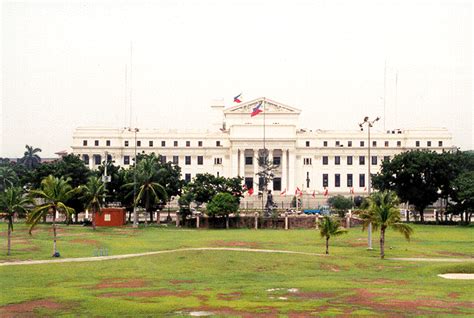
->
[[0, 223, 473, 317]]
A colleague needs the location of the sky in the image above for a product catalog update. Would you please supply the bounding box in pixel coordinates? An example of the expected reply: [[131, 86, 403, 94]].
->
[[1, 0, 472, 158]]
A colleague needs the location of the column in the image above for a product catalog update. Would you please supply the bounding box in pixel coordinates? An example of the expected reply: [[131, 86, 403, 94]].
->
[[281, 149, 287, 191], [231, 149, 238, 177], [240, 149, 246, 179], [268, 149, 273, 191], [253, 149, 259, 190], [288, 150, 296, 193]]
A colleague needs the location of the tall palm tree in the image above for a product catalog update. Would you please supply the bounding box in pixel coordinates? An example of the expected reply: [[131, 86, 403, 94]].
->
[[80, 176, 106, 230], [0, 166, 18, 191], [360, 191, 414, 259], [125, 155, 167, 223], [20, 145, 42, 170], [28, 175, 79, 256], [319, 215, 347, 254], [0, 187, 32, 255]]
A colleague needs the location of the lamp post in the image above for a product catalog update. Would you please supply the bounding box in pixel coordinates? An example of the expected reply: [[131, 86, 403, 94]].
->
[[359, 116, 379, 250], [127, 127, 140, 228]]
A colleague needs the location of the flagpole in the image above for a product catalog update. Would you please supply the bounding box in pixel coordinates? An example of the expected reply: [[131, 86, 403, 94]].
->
[[262, 98, 266, 215]]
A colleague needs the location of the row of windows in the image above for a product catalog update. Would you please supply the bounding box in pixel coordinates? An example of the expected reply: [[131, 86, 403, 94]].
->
[[244, 177, 282, 191], [83, 140, 222, 147], [304, 156, 390, 166], [322, 173, 366, 188], [306, 140, 443, 148], [82, 154, 223, 166], [245, 157, 281, 165]]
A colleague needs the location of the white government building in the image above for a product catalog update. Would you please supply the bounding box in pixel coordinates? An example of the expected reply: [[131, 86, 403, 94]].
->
[[72, 97, 453, 198]]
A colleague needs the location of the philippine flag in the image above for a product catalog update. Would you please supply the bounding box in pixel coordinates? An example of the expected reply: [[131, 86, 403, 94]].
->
[[251, 101, 263, 117], [248, 188, 254, 196], [323, 187, 329, 197], [280, 188, 287, 196], [234, 93, 242, 103], [312, 190, 316, 198]]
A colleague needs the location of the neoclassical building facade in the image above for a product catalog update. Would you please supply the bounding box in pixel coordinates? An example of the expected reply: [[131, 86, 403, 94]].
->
[[71, 97, 453, 196]]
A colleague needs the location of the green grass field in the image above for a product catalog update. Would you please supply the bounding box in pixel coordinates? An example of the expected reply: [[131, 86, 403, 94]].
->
[[0, 223, 473, 317]]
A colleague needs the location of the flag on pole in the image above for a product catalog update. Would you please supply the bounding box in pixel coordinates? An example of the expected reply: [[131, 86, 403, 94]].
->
[[280, 188, 286, 196], [251, 101, 263, 117], [312, 190, 316, 198], [248, 187, 254, 196], [234, 93, 242, 103], [295, 187, 301, 196], [323, 187, 329, 197]]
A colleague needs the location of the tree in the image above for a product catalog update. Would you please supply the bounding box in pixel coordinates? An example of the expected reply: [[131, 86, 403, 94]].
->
[[256, 150, 280, 216], [318, 216, 347, 254], [450, 171, 474, 224], [206, 192, 239, 229], [0, 166, 18, 191], [28, 175, 79, 256], [0, 187, 32, 255], [185, 173, 243, 207], [372, 150, 441, 222], [359, 191, 413, 259], [80, 176, 106, 230], [19, 145, 42, 170], [327, 195, 353, 217]]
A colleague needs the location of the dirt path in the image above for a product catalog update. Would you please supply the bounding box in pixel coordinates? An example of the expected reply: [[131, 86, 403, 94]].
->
[[0, 247, 324, 266], [1, 249, 472, 267]]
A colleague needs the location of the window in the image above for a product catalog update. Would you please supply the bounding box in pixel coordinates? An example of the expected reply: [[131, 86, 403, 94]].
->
[[105, 140, 110, 146], [124, 140, 129, 147], [258, 177, 265, 191], [335, 141, 340, 147], [347, 174, 353, 187], [214, 157, 222, 165], [82, 154, 89, 164], [216, 141, 221, 147], [94, 154, 101, 165], [360, 141, 365, 147], [323, 141, 328, 147], [185, 156, 191, 165], [397, 141, 401, 147], [359, 174, 365, 187], [198, 141, 203, 147], [306, 172, 310, 188], [83, 140, 88, 146], [304, 158, 312, 165], [186, 141, 191, 147], [383, 156, 390, 162], [273, 178, 281, 191], [384, 141, 389, 147], [438, 141, 443, 147], [174, 141, 178, 147], [348, 141, 352, 147], [273, 157, 281, 165], [149, 141, 153, 147], [359, 156, 365, 165], [106, 154, 112, 162], [335, 174, 340, 187], [322, 174, 329, 187], [197, 156, 203, 165], [305, 141, 310, 147], [245, 177, 253, 190], [371, 156, 377, 165], [245, 157, 253, 165], [160, 156, 167, 163], [161, 141, 166, 147], [137, 140, 141, 147], [124, 156, 130, 165], [216, 172, 219, 177], [335, 156, 340, 165], [347, 156, 353, 165], [427, 141, 431, 147], [372, 141, 377, 147], [416, 141, 420, 147], [94, 140, 99, 146], [173, 156, 179, 164], [322, 156, 328, 165], [185, 173, 191, 183]]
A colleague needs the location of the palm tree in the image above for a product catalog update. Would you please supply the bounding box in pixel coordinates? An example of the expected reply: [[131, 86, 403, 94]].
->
[[20, 145, 42, 170], [80, 176, 106, 230], [0, 166, 18, 191], [0, 187, 32, 255], [28, 175, 79, 256], [360, 191, 414, 259], [319, 215, 347, 254], [125, 155, 168, 223]]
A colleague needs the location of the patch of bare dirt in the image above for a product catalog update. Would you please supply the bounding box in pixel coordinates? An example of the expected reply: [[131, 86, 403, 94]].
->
[[182, 306, 278, 318], [438, 251, 472, 257], [217, 292, 242, 301], [448, 292, 460, 299], [70, 239, 100, 246], [0, 299, 66, 317], [95, 278, 147, 289], [320, 263, 342, 272], [169, 279, 195, 285], [212, 240, 260, 248]]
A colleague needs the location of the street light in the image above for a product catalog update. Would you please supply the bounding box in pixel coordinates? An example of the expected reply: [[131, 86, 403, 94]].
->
[[359, 116, 379, 250], [126, 127, 140, 228]]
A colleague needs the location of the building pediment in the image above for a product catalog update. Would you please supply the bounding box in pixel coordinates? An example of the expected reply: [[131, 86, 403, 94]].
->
[[224, 97, 301, 115]]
